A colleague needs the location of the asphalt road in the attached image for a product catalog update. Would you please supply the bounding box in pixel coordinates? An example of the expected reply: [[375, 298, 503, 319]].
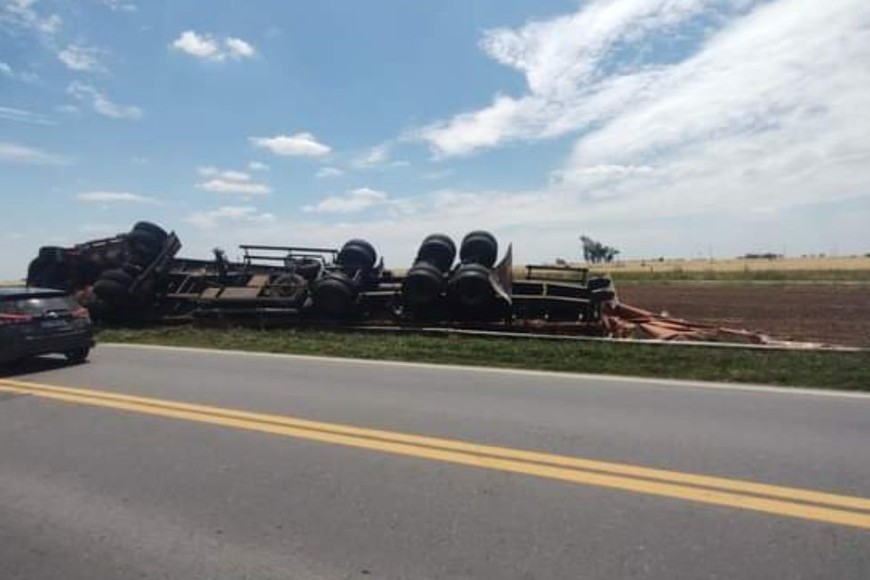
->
[[1, 344, 869, 579]]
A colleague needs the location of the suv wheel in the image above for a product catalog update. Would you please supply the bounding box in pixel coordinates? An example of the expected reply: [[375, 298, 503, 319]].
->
[[65, 347, 90, 364]]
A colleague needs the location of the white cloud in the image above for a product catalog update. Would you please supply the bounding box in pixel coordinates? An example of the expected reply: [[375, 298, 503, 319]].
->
[[225, 37, 255, 59], [303, 187, 390, 213], [171, 30, 256, 62], [350, 143, 409, 169], [57, 44, 103, 72], [76, 191, 156, 203], [247, 160, 269, 171], [379, 0, 870, 258], [99, 0, 137, 11], [67, 81, 142, 120], [417, 0, 753, 156], [185, 206, 275, 229], [2, 0, 62, 36], [171, 30, 220, 59], [196, 166, 271, 195], [0, 106, 54, 125], [352, 143, 390, 168], [250, 133, 331, 157], [315, 166, 344, 178], [0, 141, 65, 164], [0, 62, 38, 83], [198, 0, 870, 264]]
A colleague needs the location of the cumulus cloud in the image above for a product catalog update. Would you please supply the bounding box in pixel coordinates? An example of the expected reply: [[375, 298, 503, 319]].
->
[[315, 166, 344, 178], [0, 141, 65, 164], [417, 0, 757, 156], [247, 161, 269, 171], [76, 191, 156, 203], [303, 187, 390, 213], [67, 81, 142, 119], [196, 0, 870, 263], [171, 30, 256, 62], [378, 0, 870, 259], [57, 44, 103, 72], [185, 206, 275, 229], [0, 62, 12, 75], [224, 37, 255, 58], [196, 166, 271, 195], [250, 133, 331, 157]]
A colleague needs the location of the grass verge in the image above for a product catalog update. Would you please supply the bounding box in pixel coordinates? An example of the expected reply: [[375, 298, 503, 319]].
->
[[99, 326, 870, 392]]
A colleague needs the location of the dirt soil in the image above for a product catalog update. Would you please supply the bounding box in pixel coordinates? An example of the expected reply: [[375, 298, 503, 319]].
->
[[617, 284, 870, 347]]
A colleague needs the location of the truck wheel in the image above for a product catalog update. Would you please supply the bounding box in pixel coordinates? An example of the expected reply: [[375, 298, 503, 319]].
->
[[417, 234, 456, 272], [132, 221, 168, 241], [402, 261, 444, 306], [270, 273, 307, 303], [588, 277, 612, 291], [459, 231, 498, 268], [101, 269, 134, 286], [338, 239, 377, 272]]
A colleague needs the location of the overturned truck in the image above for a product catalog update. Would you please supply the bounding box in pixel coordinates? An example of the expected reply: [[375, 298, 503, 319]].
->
[[24, 222, 768, 343]]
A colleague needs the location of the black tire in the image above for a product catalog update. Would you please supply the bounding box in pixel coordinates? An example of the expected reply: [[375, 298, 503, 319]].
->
[[312, 273, 358, 317], [132, 221, 168, 241], [587, 277, 612, 291], [104, 248, 124, 268], [27, 258, 67, 290], [416, 234, 456, 272], [295, 259, 322, 281], [402, 261, 445, 306], [92, 278, 127, 301], [269, 273, 308, 303], [448, 263, 494, 307], [101, 268, 134, 286], [127, 230, 163, 260], [591, 289, 616, 303], [88, 251, 106, 268], [38, 246, 65, 262], [459, 231, 498, 268], [65, 347, 90, 364], [338, 239, 377, 272]]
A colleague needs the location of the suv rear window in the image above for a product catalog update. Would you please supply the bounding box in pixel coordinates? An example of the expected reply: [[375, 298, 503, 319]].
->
[[0, 296, 78, 315]]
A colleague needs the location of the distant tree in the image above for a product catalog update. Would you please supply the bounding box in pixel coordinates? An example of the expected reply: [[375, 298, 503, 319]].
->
[[580, 235, 621, 264]]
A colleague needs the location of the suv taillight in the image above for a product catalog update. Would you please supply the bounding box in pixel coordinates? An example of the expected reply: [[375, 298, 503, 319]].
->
[[0, 313, 34, 326]]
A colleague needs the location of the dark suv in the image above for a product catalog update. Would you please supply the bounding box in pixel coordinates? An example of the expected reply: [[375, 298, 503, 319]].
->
[[0, 287, 95, 365]]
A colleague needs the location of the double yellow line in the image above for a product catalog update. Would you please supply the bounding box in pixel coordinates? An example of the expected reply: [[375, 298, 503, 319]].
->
[[2, 377, 870, 530]]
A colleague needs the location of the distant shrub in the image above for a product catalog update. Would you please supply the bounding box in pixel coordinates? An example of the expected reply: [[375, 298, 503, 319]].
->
[[741, 253, 784, 260]]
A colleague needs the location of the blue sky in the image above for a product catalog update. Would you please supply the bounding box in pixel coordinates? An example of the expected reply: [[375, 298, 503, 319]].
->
[[2, 0, 869, 277]]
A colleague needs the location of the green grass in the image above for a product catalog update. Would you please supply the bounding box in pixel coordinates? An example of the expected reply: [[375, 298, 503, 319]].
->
[[99, 326, 870, 391]]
